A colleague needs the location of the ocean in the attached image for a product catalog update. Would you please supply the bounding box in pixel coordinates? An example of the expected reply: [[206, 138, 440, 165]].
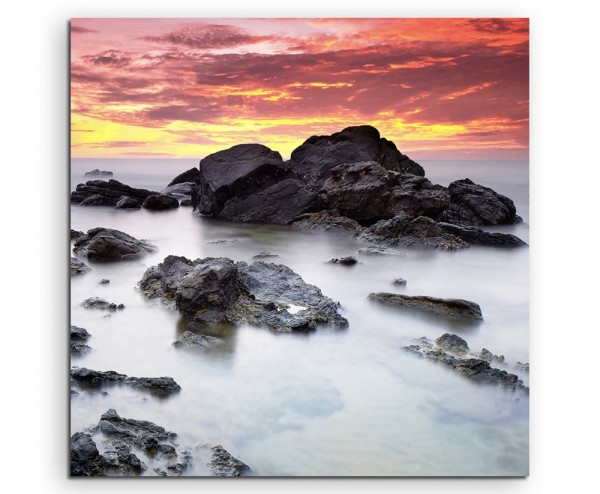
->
[[70, 158, 529, 476]]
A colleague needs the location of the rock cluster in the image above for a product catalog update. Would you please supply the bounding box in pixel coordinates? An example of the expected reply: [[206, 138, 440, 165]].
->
[[139, 255, 348, 332]]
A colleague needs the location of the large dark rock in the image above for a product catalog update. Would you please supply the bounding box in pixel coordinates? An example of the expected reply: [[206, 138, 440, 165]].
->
[[289, 125, 425, 184], [71, 179, 158, 209], [196, 143, 288, 216], [73, 227, 155, 261], [404, 335, 527, 391], [168, 167, 201, 187], [368, 293, 483, 321], [357, 214, 469, 251], [71, 432, 105, 476], [142, 194, 180, 210], [70, 367, 181, 398], [439, 178, 519, 227], [71, 257, 91, 276], [139, 255, 348, 333]]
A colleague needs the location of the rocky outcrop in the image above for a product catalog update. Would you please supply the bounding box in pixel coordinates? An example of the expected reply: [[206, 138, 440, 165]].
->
[[71, 179, 158, 209], [84, 169, 113, 177], [71, 432, 105, 476], [168, 167, 201, 187], [289, 210, 363, 234], [438, 178, 520, 227], [71, 325, 92, 355], [209, 445, 251, 476], [368, 293, 483, 321], [404, 335, 527, 391], [142, 194, 180, 210], [139, 255, 348, 333], [70, 367, 181, 398], [81, 297, 125, 311], [73, 227, 155, 261], [71, 257, 91, 275], [173, 331, 225, 350]]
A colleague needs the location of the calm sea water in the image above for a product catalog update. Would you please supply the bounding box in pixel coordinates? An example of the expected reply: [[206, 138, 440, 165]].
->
[[70, 158, 529, 476]]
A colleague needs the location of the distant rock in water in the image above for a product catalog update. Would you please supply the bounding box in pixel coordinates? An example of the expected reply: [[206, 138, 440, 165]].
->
[[173, 331, 225, 350], [71, 179, 159, 209], [142, 193, 180, 210], [252, 251, 279, 259], [139, 255, 348, 333], [81, 297, 125, 311], [404, 334, 527, 391], [368, 293, 483, 321], [71, 257, 91, 276], [392, 278, 407, 286], [73, 227, 156, 261], [71, 325, 92, 356], [160, 182, 197, 205], [327, 256, 358, 266], [84, 169, 113, 177]]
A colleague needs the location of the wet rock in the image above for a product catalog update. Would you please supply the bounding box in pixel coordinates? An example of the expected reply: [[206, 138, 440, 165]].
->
[[404, 335, 527, 391], [81, 297, 124, 311], [392, 278, 407, 286], [115, 195, 141, 210], [71, 229, 84, 240], [173, 331, 225, 350], [71, 432, 105, 476], [71, 179, 158, 208], [71, 257, 91, 276], [439, 178, 519, 227], [436, 333, 469, 355], [252, 251, 279, 259], [167, 167, 201, 187], [73, 227, 156, 261], [71, 367, 181, 397], [209, 445, 252, 476], [84, 169, 113, 177], [143, 193, 180, 210], [358, 246, 406, 256], [160, 182, 197, 204], [71, 325, 92, 355], [99, 278, 110, 284], [437, 222, 527, 248], [368, 293, 483, 321], [102, 441, 146, 475], [139, 255, 348, 333], [289, 210, 364, 234], [357, 213, 469, 251], [327, 256, 358, 266]]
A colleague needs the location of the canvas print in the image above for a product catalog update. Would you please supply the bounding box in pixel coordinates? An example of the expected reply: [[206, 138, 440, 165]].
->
[[70, 18, 529, 477]]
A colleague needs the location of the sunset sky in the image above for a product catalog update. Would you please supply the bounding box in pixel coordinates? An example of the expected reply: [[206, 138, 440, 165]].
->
[[71, 18, 529, 160]]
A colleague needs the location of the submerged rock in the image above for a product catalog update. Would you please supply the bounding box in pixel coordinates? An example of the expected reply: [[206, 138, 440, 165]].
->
[[209, 445, 252, 476], [142, 193, 180, 210], [70, 367, 181, 398], [70, 325, 92, 355], [73, 227, 155, 261], [404, 335, 527, 391], [139, 255, 348, 333], [368, 293, 483, 321], [289, 209, 363, 234], [71, 257, 91, 276], [173, 331, 225, 350], [71, 432, 105, 476], [358, 246, 406, 256], [81, 297, 125, 311], [392, 278, 407, 286], [71, 179, 158, 209], [327, 256, 358, 266], [252, 251, 279, 259], [84, 169, 113, 177]]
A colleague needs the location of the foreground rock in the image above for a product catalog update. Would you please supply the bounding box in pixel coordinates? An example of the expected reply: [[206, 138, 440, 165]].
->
[[209, 445, 251, 476], [71, 325, 92, 355], [81, 297, 125, 311], [404, 334, 527, 391], [84, 169, 113, 177], [139, 255, 348, 333], [73, 227, 155, 261], [71, 179, 158, 209], [71, 257, 91, 276], [368, 293, 483, 321], [71, 367, 181, 398], [71, 432, 105, 476]]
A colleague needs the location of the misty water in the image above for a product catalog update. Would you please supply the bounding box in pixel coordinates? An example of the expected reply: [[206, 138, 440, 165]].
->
[[70, 158, 529, 476]]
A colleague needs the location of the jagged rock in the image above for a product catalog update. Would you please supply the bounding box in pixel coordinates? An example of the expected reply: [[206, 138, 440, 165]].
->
[[71, 179, 158, 208], [84, 169, 113, 177], [437, 222, 527, 247], [478, 348, 505, 363], [392, 278, 407, 286], [71, 432, 105, 476], [81, 297, 125, 311], [115, 195, 141, 210], [71, 367, 181, 398], [368, 293, 483, 321], [139, 255, 348, 333], [439, 178, 519, 227], [71, 257, 91, 275], [173, 331, 225, 350], [102, 441, 146, 475], [404, 335, 527, 391], [327, 256, 358, 266], [289, 210, 364, 234], [435, 333, 469, 355], [73, 227, 155, 261], [71, 325, 92, 355], [209, 445, 251, 476], [357, 214, 469, 251], [168, 167, 201, 187], [143, 193, 180, 210]]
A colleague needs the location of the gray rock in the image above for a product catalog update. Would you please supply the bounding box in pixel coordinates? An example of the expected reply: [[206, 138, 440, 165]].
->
[[327, 256, 358, 266], [358, 246, 406, 256], [139, 255, 348, 333], [71, 432, 105, 476], [71, 325, 92, 356], [173, 331, 225, 350], [71, 257, 91, 276], [289, 210, 364, 234], [404, 335, 527, 391], [437, 222, 527, 248], [209, 445, 251, 476], [368, 293, 483, 321], [98, 278, 110, 284], [71, 179, 158, 208], [435, 333, 469, 355], [392, 278, 407, 286], [73, 227, 155, 261], [81, 297, 125, 311], [70, 367, 181, 398], [84, 169, 113, 177], [115, 195, 141, 210], [102, 441, 146, 475], [515, 362, 530, 372], [142, 193, 180, 210], [71, 229, 84, 240], [252, 251, 279, 259], [160, 182, 197, 203], [167, 167, 200, 187]]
